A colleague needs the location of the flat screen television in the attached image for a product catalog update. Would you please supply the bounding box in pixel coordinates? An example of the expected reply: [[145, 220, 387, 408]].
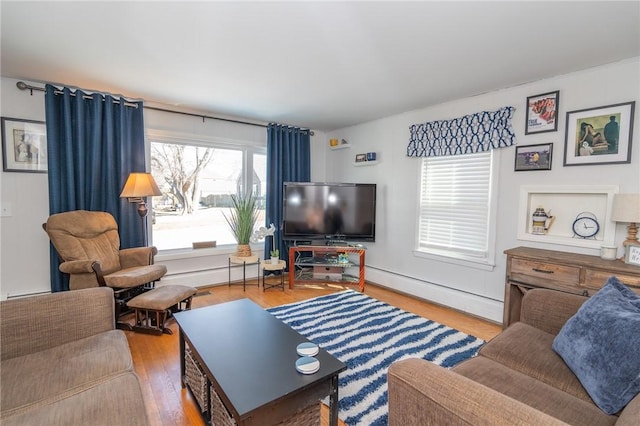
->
[[282, 182, 376, 242]]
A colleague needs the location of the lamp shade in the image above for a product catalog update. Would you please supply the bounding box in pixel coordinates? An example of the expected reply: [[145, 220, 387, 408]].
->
[[610, 193, 640, 223], [120, 173, 162, 198]]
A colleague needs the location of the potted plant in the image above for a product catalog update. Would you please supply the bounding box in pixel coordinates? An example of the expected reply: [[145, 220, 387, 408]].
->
[[270, 247, 280, 265], [223, 192, 258, 257], [250, 223, 280, 264]]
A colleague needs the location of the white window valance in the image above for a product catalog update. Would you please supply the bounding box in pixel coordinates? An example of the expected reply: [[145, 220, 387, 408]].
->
[[407, 106, 516, 158]]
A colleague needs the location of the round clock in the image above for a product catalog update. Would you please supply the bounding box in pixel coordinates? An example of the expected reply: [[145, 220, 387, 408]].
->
[[572, 212, 600, 239]]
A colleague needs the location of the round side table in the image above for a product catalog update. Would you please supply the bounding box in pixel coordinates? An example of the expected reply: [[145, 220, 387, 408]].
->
[[228, 255, 260, 291], [262, 259, 286, 291]]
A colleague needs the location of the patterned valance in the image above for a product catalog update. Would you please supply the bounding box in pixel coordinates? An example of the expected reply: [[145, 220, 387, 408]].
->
[[407, 106, 516, 158]]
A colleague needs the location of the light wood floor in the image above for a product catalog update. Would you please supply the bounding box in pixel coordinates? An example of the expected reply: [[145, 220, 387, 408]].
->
[[124, 280, 501, 426]]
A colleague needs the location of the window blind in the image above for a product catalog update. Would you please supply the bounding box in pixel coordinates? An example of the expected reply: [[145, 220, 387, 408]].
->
[[418, 151, 492, 259]]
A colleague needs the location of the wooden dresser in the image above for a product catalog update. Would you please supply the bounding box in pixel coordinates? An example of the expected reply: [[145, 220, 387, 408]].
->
[[503, 246, 640, 328]]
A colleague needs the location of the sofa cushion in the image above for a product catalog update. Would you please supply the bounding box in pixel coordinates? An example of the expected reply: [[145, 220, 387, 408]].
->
[[1, 372, 148, 426], [479, 322, 592, 403], [1, 330, 133, 418], [454, 356, 618, 425], [552, 276, 640, 415]]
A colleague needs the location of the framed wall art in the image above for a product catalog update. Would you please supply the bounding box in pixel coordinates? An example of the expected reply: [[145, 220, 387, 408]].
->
[[525, 90, 559, 135], [514, 143, 553, 171], [563, 101, 635, 166], [1, 117, 48, 173]]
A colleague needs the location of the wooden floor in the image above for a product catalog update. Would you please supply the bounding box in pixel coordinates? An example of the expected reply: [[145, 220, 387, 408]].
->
[[125, 280, 501, 426]]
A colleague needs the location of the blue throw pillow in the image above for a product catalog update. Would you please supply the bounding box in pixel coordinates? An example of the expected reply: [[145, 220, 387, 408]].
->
[[552, 276, 640, 415]]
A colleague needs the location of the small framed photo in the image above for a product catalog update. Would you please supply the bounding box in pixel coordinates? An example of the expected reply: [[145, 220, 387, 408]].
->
[[514, 143, 553, 171], [625, 243, 640, 266], [563, 101, 635, 166], [525, 90, 559, 135], [1, 117, 47, 173], [355, 153, 367, 162]]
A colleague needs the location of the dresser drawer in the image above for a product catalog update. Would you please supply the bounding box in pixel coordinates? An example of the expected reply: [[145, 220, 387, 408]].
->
[[510, 258, 580, 289], [583, 269, 640, 292]]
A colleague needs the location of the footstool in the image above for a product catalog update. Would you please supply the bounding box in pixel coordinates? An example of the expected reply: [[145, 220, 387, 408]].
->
[[127, 284, 197, 335]]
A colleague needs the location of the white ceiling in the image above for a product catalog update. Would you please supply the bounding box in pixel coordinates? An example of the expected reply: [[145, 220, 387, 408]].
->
[[1, 1, 639, 132]]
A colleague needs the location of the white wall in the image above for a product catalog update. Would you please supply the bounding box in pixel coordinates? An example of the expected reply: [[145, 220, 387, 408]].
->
[[0, 78, 50, 298], [322, 58, 640, 322]]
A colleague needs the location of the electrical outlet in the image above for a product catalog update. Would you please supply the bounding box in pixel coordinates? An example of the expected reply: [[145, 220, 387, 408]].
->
[[1, 203, 12, 217]]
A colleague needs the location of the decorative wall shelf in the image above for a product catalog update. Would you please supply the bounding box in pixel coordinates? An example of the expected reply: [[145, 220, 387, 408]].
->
[[330, 143, 351, 150], [517, 185, 618, 249], [352, 160, 379, 167]]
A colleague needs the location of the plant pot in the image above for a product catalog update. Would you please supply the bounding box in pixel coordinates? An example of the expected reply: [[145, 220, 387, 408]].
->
[[270, 256, 279, 265], [236, 244, 252, 257]]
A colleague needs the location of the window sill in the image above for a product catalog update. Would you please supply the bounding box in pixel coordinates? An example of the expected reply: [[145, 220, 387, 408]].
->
[[156, 244, 263, 262], [413, 249, 495, 272]]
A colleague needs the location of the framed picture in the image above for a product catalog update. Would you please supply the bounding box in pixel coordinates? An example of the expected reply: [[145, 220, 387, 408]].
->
[[355, 153, 367, 162], [625, 242, 640, 266], [514, 143, 553, 171], [525, 90, 559, 134], [563, 101, 635, 166], [1, 117, 47, 173]]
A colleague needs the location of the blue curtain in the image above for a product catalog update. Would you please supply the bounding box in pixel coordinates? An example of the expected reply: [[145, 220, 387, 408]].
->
[[45, 85, 145, 292], [265, 124, 311, 263]]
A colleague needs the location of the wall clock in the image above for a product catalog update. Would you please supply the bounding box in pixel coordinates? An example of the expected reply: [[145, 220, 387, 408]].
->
[[572, 212, 600, 239]]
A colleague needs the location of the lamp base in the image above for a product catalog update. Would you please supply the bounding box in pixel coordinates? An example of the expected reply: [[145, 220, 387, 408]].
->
[[137, 201, 149, 219], [622, 222, 639, 247], [136, 201, 149, 246]]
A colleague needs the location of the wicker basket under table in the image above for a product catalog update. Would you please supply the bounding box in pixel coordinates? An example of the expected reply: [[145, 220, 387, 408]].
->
[[210, 383, 320, 426], [185, 346, 209, 413]]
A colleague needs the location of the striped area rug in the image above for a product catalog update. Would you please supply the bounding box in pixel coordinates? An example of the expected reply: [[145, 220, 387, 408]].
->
[[267, 289, 484, 425]]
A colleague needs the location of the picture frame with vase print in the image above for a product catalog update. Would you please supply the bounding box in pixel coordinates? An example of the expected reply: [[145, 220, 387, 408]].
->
[[563, 101, 635, 166], [1, 117, 48, 173]]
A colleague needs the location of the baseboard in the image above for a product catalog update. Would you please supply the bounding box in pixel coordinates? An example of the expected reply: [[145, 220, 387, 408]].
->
[[158, 267, 259, 288], [365, 268, 504, 323], [158, 264, 504, 323]]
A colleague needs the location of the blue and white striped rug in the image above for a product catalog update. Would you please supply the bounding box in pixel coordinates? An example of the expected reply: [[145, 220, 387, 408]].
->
[[267, 289, 484, 426]]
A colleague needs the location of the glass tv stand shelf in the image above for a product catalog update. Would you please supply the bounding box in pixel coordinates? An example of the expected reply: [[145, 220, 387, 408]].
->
[[288, 245, 366, 292]]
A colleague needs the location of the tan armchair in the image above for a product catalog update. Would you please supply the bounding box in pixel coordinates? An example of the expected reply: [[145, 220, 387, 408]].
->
[[43, 210, 167, 323]]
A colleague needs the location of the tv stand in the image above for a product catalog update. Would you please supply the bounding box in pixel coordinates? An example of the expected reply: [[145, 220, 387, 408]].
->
[[288, 246, 366, 292]]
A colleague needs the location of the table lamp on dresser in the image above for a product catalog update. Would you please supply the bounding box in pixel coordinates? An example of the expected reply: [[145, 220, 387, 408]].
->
[[610, 193, 640, 260]]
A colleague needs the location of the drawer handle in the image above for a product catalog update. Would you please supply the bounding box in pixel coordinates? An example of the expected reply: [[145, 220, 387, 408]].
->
[[532, 268, 554, 274]]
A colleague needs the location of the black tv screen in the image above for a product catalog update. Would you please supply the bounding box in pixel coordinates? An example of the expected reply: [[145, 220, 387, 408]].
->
[[282, 182, 376, 242]]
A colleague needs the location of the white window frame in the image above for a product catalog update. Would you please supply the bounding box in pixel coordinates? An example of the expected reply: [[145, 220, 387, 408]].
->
[[413, 149, 500, 271], [145, 129, 266, 254]]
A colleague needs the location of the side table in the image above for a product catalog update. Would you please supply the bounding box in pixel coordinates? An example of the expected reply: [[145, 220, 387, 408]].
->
[[262, 259, 286, 291], [228, 255, 260, 291]]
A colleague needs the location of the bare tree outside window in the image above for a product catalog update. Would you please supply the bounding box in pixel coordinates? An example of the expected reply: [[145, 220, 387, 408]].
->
[[151, 144, 214, 215], [149, 140, 266, 250]]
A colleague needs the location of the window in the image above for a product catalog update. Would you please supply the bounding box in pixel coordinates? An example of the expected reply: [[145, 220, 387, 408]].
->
[[416, 151, 497, 266], [149, 139, 265, 251]]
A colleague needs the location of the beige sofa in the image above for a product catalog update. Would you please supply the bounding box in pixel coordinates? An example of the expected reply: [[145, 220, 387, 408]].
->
[[388, 288, 640, 425], [0, 287, 149, 425]]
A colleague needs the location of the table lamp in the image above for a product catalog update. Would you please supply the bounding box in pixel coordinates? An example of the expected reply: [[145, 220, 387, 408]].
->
[[120, 172, 162, 245], [610, 193, 640, 256]]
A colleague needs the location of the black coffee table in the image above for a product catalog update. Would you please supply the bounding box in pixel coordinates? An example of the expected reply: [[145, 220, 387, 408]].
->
[[174, 299, 347, 426]]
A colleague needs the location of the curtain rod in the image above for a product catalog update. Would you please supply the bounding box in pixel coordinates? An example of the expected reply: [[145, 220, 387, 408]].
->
[[16, 81, 314, 135]]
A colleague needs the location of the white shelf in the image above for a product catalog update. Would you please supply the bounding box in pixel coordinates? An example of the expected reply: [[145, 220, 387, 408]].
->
[[353, 160, 379, 167], [517, 185, 618, 249], [330, 144, 351, 150]]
